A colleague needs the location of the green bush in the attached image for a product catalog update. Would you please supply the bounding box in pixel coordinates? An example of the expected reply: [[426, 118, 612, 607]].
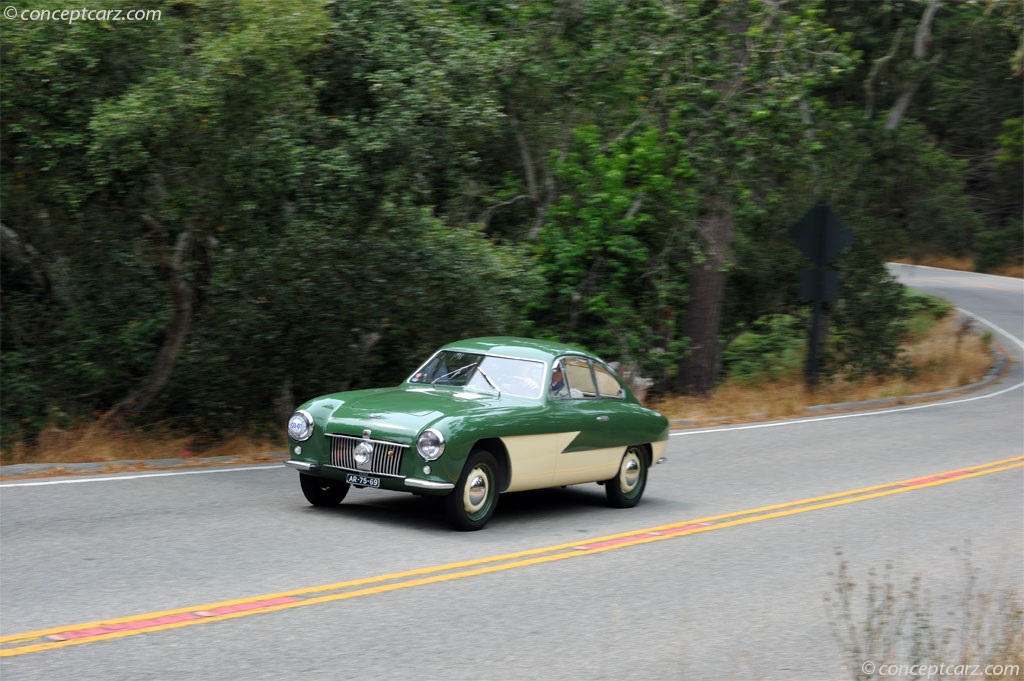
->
[[900, 290, 953, 341], [722, 315, 806, 384]]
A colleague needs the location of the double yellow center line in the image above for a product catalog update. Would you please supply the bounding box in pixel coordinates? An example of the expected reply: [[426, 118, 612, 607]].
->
[[3, 454, 1021, 657]]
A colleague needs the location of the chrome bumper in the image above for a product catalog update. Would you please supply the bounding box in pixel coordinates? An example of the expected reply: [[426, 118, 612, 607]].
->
[[285, 461, 452, 491], [284, 460, 319, 472], [404, 477, 455, 491]]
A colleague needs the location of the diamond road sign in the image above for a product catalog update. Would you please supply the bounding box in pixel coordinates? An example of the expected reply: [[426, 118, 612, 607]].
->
[[789, 201, 853, 266]]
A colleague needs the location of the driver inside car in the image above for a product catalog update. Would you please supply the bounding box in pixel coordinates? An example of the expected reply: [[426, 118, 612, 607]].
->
[[550, 362, 569, 397]]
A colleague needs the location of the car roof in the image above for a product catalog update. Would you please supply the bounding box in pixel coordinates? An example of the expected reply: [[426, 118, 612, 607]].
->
[[439, 337, 597, 363]]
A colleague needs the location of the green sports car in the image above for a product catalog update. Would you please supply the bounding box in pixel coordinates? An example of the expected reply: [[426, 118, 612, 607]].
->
[[284, 337, 669, 530]]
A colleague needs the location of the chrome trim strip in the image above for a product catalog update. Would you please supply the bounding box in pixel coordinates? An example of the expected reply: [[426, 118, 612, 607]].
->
[[323, 464, 404, 480], [284, 460, 318, 472], [325, 433, 410, 448], [404, 478, 455, 491]]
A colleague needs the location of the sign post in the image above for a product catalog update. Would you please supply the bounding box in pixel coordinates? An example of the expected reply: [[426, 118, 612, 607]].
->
[[789, 201, 853, 389]]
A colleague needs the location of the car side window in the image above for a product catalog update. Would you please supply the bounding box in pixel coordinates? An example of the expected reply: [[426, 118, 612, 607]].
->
[[549, 357, 597, 399], [593, 362, 625, 399]]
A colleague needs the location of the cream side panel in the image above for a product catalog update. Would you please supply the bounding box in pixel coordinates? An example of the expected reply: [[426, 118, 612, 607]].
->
[[501, 432, 580, 492], [651, 439, 668, 463], [553, 446, 625, 487]]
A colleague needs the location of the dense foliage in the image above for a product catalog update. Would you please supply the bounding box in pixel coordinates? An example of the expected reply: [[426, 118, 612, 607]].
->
[[2, 0, 1020, 444]]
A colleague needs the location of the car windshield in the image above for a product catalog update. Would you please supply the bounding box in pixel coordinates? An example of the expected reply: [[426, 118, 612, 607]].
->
[[409, 350, 545, 399]]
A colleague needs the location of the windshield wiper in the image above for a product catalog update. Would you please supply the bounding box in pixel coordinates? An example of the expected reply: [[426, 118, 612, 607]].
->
[[475, 367, 501, 396], [431, 363, 474, 385]]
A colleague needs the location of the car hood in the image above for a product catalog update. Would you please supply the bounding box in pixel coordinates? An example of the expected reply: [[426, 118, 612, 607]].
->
[[309, 386, 509, 444]]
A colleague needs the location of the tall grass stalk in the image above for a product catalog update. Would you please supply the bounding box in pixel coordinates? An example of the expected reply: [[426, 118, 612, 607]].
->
[[825, 545, 1023, 681]]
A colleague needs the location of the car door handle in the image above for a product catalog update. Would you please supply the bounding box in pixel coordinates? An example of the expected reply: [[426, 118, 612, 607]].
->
[[596, 416, 609, 422]]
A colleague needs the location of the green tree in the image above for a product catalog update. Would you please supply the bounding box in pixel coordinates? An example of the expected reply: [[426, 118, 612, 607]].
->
[[501, 0, 851, 393], [822, 0, 1022, 267], [530, 124, 691, 377], [4, 0, 1012, 448], [1, 0, 537, 442], [2, 0, 184, 436], [82, 0, 330, 418]]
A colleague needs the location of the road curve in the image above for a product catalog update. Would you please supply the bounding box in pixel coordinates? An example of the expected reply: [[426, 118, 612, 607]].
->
[[1, 266, 1021, 681]]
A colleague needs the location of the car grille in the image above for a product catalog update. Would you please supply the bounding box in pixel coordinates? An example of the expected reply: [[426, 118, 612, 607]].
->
[[327, 434, 406, 478]]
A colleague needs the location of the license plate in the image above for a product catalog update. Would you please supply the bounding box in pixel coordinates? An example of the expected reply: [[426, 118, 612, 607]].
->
[[346, 474, 380, 488]]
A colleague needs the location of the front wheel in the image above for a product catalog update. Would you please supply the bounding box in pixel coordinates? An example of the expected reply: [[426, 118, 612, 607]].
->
[[605, 445, 648, 508], [445, 449, 500, 531], [299, 473, 349, 506]]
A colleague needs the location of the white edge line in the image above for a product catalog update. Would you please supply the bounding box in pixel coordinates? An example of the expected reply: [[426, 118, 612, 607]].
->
[[672, 308, 1023, 437], [957, 307, 1024, 351], [670, 382, 1023, 437], [0, 465, 282, 488]]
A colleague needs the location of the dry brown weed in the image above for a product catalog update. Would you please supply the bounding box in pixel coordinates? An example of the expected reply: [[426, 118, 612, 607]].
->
[[650, 315, 995, 425]]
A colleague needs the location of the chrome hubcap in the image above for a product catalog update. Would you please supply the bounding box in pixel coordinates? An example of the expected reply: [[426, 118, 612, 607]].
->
[[464, 468, 490, 515], [620, 452, 641, 493]]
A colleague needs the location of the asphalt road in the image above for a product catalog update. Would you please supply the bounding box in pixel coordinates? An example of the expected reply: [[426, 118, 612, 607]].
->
[[2, 265, 1021, 681]]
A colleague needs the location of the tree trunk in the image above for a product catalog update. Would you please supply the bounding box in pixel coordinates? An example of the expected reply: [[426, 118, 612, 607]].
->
[[676, 197, 733, 395], [0, 222, 72, 306], [885, 0, 942, 131], [106, 216, 195, 419]]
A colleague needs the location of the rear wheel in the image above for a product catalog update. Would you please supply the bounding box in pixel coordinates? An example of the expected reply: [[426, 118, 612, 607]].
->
[[299, 473, 349, 506], [605, 445, 648, 508], [445, 449, 500, 531]]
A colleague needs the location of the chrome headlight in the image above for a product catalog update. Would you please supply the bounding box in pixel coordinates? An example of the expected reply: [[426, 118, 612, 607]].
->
[[287, 410, 314, 442], [416, 428, 445, 461], [353, 440, 374, 467]]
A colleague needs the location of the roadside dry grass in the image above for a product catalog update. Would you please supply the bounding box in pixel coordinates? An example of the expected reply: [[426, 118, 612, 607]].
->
[[651, 314, 997, 425], [0, 425, 286, 468], [1, 311, 998, 474], [892, 255, 1023, 279]]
